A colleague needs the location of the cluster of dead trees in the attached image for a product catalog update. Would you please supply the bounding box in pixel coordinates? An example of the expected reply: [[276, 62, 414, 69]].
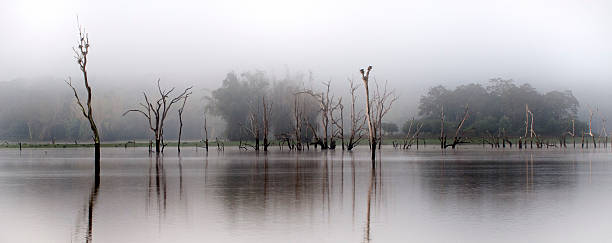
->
[[516, 104, 607, 149], [238, 96, 272, 151], [396, 103, 610, 150], [64, 21, 397, 163], [123, 79, 193, 154], [263, 66, 397, 163], [393, 104, 471, 150], [395, 118, 423, 149]]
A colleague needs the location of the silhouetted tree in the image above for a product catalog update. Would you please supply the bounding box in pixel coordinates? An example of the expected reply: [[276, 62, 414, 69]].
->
[[177, 91, 192, 153], [123, 79, 192, 153], [65, 22, 101, 172]]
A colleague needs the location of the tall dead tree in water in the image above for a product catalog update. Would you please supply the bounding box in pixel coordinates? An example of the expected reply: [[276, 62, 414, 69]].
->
[[124, 79, 192, 153], [346, 79, 366, 151], [360, 66, 376, 162], [203, 113, 209, 151], [262, 96, 272, 151], [373, 80, 398, 149], [65, 22, 101, 173], [177, 91, 192, 153]]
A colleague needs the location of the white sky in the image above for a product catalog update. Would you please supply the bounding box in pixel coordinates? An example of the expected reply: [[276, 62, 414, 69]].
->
[[1, 0, 611, 118]]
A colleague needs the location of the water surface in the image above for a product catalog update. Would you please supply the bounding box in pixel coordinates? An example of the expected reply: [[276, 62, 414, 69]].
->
[[1, 146, 611, 242]]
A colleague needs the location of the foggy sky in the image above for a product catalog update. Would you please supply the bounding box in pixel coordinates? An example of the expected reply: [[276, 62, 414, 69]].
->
[[1, 0, 611, 120]]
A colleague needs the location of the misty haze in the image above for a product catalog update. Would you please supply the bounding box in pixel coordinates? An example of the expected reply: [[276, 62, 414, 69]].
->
[[1, 0, 612, 242]]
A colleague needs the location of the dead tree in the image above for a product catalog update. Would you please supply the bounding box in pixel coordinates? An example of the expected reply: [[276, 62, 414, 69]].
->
[[519, 104, 529, 148], [439, 105, 446, 149], [65, 22, 101, 173], [177, 92, 192, 153], [526, 105, 540, 148], [521, 104, 540, 148], [262, 96, 272, 151], [244, 100, 261, 151], [203, 113, 209, 152], [123, 79, 192, 153], [445, 105, 470, 149], [373, 80, 398, 149], [299, 81, 335, 149], [402, 118, 424, 149], [502, 129, 512, 148], [307, 121, 324, 148], [293, 94, 303, 150], [330, 98, 345, 150], [600, 117, 608, 148], [571, 119, 576, 147], [562, 119, 576, 148], [346, 79, 366, 151], [328, 98, 341, 150], [321, 81, 333, 149], [585, 106, 597, 148], [360, 66, 377, 162]]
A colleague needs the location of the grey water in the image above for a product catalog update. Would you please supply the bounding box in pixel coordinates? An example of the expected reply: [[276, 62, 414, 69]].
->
[[1, 146, 611, 243]]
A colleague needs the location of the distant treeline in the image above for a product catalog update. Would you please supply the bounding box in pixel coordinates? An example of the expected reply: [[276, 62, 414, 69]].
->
[[409, 78, 586, 137], [0, 76, 592, 143], [0, 72, 320, 143]]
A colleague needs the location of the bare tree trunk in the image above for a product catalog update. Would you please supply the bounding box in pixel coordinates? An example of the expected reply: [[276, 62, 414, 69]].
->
[[372, 81, 397, 151], [340, 104, 345, 150], [177, 93, 190, 153], [65, 22, 101, 172], [156, 139, 161, 153], [262, 96, 271, 151], [293, 94, 302, 150], [347, 79, 366, 151], [204, 114, 209, 152], [178, 116, 183, 153], [360, 66, 376, 164], [440, 105, 445, 149], [94, 143, 100, 174]]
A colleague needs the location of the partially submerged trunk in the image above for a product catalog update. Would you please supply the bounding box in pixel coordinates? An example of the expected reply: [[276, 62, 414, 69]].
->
[[94, 143, 100, 175]]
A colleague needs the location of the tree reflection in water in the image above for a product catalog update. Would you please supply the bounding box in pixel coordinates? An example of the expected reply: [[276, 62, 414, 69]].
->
[[363, 157, 383, 243], [69, 151, 389, 243], [73, 172, 99, 243], [147, 155, 168, 229]]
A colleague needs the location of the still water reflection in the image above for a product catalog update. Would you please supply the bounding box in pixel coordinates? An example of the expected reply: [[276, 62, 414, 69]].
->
[[1, 147, 611, 242]]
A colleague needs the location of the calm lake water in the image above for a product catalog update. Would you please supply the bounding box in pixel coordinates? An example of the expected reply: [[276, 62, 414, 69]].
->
[[1, 146, 612, 243]]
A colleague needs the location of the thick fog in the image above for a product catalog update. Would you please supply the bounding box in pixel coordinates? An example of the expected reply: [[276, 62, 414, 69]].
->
[[1, 0, 611, 137]]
